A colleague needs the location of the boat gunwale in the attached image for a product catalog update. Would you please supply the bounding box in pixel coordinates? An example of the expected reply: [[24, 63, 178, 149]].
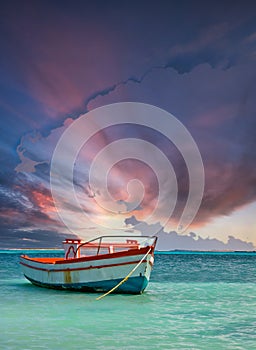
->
[[20, 245, 154, 265], [20, 256, 152, 273]]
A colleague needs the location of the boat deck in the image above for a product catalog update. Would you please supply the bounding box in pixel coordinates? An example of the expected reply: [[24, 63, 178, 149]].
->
[[21, 256, 64, 263]]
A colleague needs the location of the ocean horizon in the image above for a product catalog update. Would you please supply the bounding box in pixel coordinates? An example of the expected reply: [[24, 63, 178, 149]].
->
[[1, 248, 256, 254]]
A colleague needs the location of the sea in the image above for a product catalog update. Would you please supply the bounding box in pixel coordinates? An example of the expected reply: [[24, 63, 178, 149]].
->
[[0, 250, 256, 350]]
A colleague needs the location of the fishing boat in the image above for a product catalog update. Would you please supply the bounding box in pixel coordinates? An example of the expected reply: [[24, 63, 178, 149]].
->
[[20, 235, 157, 295]]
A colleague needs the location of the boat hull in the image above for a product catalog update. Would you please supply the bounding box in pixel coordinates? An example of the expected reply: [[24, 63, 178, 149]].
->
[[20, 247, 154, 294], [23, 275, 149, 294]]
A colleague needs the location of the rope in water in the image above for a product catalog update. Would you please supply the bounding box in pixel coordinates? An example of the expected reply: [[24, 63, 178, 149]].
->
[[96, 247, 152, 300]]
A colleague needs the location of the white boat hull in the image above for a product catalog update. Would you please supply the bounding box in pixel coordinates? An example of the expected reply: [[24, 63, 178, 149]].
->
[[20, 247, 154, 294]]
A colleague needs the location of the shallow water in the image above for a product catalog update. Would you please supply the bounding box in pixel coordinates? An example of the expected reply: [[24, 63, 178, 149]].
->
[[1, 251, 256, 349]]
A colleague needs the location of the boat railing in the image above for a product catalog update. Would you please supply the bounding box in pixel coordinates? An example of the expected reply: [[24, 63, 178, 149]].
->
[[75, 235, 157, 258]]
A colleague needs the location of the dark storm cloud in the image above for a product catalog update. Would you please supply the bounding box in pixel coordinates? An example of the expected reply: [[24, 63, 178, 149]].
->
[[0, 173, 63, 237], [1, 0, 256, 126], [87, 60, 256, 226]]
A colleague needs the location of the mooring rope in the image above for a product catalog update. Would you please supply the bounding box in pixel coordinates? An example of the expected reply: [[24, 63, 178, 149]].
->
[[96, 247, 152, 300]]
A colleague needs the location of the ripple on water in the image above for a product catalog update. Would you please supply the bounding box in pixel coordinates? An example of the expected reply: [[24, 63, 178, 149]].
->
[[0, 252, 256, 349]]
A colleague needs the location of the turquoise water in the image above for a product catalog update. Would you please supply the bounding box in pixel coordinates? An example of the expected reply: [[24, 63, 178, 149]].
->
[[1, 251, 256, 349]]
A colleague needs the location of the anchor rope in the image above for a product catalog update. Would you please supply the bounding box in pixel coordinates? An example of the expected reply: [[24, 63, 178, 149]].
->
[[96, 247, 152, 300]]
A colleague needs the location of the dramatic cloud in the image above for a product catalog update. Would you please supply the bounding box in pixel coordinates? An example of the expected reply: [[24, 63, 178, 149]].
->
[[88, 63, 256, 228], [10, 60, 256, 247], [125, 216, 255, 251]]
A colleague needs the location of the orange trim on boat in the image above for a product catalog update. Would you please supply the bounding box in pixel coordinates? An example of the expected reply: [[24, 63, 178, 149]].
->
[[21, 257, 64, 263], [21, 246, 152, 265]]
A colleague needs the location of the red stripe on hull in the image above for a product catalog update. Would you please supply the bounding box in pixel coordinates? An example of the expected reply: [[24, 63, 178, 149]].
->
[[20, 258, 148, 273]]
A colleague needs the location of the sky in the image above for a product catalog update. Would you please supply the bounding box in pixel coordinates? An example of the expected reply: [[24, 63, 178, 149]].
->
[[0, 0, 256, 249]]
